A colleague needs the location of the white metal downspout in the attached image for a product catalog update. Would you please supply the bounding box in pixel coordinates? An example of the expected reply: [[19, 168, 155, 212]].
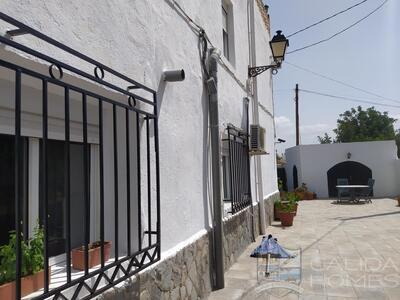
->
[[248, 0, 267, 234]]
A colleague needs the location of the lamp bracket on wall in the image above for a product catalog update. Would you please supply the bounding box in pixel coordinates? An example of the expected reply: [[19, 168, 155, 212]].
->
[[248, 62, 281, 77]]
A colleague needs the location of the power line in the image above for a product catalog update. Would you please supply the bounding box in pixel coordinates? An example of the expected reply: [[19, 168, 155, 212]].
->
[[287, 0, 388, 54], [287, 0, 368, 38], [286, 61, 400, 104], [299, 88, 400, 108]]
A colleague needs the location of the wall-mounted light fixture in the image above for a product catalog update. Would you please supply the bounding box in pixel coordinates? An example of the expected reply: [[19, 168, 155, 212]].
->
[[275, 138, 286, 144], [347, 152, 352, 159], [248, 30, 289, 77]]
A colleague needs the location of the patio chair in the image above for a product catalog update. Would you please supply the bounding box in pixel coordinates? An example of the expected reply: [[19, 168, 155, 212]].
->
[[358, 178, 374, 203], [337, 178, 350, 202]]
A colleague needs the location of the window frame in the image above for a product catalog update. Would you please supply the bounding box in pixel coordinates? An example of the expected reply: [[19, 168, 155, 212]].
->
[[221, 0, 235, 66]]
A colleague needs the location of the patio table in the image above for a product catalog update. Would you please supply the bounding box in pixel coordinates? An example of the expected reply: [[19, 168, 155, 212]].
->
[[336, 185, 369, 203]]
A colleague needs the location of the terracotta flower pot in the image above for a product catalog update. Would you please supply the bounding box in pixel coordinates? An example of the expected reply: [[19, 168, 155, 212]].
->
[[293, 203, 298, 216], [280, 211, 295, 227], [72, 241, 111, 270], [303, 191, 314, 200], [0, 268, 48, 299], [295, 191, 305, 200], [274, 203, 281, 221]]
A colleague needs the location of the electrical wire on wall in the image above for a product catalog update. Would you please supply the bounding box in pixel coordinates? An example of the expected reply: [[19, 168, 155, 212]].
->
[[164, 0, 247, 91]]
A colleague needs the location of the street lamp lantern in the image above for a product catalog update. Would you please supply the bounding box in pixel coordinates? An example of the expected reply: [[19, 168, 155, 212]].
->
[[269, 30, 289, 63], [248, 30, 289, 77]]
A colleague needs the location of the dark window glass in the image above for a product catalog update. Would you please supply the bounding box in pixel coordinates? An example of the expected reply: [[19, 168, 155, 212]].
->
[[40, 140, 87, 257], [0, 134, 28, 246], [222, 155, 231, 200]]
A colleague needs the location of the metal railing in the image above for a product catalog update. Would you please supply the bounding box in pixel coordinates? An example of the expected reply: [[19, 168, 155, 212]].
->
[[223, 124, 252, 214], [0, 12, 160, 299]]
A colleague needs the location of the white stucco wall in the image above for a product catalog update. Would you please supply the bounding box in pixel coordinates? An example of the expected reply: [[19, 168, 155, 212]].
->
[[285, 140, 400, 198], [284, 146, 302, 192], [1, 0, 277, 254]]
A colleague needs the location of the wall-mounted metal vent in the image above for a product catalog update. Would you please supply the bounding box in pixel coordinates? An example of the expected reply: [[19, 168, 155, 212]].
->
[[249, 125, 268, 155]]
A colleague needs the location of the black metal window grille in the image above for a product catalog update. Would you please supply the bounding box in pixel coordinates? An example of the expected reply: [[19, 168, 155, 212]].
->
[[0, 12, 160, 300], [223, 124, 252, 214]]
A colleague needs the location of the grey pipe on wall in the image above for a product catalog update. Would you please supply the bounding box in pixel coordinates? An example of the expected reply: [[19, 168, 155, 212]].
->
[[208, 48, 225, 290], [163, 69, 185, 82]]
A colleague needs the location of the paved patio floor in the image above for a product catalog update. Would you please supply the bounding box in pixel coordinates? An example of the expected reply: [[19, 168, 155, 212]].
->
[[208, 199, 400, 300]]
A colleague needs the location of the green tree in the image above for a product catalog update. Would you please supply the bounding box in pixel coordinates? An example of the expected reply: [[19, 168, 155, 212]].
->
[[333, 106, 396, 142], [395, 130, 400, 158], [317, 133, 333, 144]]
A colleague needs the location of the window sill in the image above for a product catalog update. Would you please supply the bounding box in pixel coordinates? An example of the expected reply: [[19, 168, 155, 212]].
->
[[23, 255, 140, 299]]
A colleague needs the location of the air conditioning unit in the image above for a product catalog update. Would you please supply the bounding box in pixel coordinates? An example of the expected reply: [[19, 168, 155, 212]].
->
[[249, 125, 268, 155]]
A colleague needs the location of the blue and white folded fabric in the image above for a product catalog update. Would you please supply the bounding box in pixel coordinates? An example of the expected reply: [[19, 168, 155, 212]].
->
[[250, 234, 295, 258]]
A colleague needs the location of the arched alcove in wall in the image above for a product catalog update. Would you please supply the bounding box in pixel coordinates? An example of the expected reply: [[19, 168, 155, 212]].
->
[[327, 161, 372, 197], [293, 165, 298, 189]]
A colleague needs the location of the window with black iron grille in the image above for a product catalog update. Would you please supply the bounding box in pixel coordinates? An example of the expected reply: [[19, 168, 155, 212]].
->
[[0, 12, 160, 300], [222, 124, 252, 214]]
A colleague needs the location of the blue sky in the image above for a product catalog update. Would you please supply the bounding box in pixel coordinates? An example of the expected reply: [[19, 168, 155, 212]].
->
[[265, 0, 400, 154]]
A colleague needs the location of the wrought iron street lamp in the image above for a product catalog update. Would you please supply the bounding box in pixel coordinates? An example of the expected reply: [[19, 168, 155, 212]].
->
[[248, 30, 289, 77]]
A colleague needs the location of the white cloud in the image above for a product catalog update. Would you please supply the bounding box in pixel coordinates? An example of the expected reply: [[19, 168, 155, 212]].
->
[[275, 116, 330, 136], [300, 123, 330, 135], [275, 116, 292, 128], [391, 113, 400, 122]]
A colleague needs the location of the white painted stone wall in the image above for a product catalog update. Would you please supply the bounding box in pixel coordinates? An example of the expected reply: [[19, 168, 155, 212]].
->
[[285, 141, 400, 198], [1, 0, 277, 256]]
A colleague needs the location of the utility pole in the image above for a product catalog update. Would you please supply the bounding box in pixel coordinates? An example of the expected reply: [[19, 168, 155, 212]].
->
[[295, 83, 300, 146]]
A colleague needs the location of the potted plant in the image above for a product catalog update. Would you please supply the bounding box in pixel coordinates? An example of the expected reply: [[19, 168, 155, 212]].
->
[[71, 241, 111, 270], [295, 183, 315, 200], [286, 192, 300, 216], [0, 224, 46, 299], [294, 183, 307, 200], [274, 199, 282, 221], [277, 201, 296, 226], [278, 179, 286, 199]]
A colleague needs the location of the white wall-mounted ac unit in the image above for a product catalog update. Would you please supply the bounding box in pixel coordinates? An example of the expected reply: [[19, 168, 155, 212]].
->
[[249, 125, 268, 155]]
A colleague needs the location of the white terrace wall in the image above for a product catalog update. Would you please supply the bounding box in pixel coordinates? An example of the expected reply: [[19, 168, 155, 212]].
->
[[1, 0, 278, 298], [285, 140, 400, 198]]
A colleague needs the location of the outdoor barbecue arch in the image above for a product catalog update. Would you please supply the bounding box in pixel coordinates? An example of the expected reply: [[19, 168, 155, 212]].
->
[[327, 161, 372, 197]]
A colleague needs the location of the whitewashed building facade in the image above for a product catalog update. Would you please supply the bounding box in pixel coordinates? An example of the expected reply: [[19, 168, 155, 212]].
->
[[0, 0, 279, 299], [285, 141, 400, 198]]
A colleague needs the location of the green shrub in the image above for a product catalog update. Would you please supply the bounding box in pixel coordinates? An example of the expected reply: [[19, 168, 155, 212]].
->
[[294, 183, 308, 193], [275, 199, 296, 213], [286, 192, 300, 203], [0, 223, 44, 285], [281, 191, 300, 204], [278, 179, 283, 191]]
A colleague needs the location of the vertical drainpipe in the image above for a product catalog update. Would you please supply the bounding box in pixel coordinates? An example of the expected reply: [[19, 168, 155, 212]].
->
[[208, 48, 225, 289], [248, 0, 267, 234]]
